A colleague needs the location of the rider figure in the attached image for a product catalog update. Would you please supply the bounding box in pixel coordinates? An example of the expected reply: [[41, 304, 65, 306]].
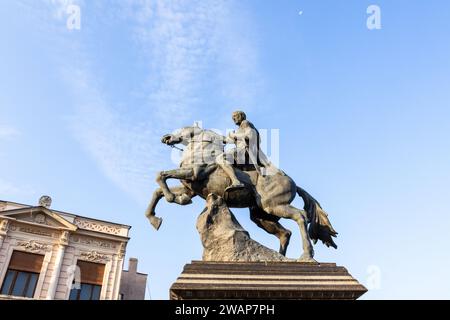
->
[[216, 110, 267, 191]]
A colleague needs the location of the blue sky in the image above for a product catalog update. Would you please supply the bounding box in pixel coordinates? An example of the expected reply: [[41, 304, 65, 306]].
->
[[1, 0, 450, 299]]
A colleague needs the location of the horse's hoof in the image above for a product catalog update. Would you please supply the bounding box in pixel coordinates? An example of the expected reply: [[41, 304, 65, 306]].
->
[[279, 231, 292, 256], [298, 254, 318, 264], [149, 217, 163, 230]]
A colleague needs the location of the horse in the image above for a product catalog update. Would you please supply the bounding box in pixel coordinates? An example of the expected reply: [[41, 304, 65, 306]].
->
[[145, 126, 337, 262]]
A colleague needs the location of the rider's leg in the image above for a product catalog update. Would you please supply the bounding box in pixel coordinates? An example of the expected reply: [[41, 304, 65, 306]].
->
[[215, 152, 245, 189]]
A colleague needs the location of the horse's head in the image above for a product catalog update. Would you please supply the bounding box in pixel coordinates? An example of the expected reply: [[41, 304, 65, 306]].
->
[[162, 126, 225, 166], [161, 126, 223, 147], [161, 126, 196, 146], [161, 133, 181, 145]]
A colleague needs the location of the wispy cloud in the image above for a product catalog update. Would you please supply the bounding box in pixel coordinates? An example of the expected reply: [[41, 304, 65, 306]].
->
[[0, 179, 20, 197], [61, 64, 160, 202], [39, 0, 263, 203], [124, 0, 223, 127], [0, 178, 36, 199], [129, 0, 263, 126], [0, 125, 19, 140], [0, 125, 30, 199]]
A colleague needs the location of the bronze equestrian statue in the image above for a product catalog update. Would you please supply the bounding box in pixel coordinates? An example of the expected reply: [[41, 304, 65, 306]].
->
[[145, 111, 337, 262]]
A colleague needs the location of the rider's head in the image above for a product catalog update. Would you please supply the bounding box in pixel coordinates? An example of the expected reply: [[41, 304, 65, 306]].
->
[[232, 110, 246, 125]]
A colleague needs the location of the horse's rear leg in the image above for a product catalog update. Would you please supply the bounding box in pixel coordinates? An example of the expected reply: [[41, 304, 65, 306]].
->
[[250, 207, 292, 256], [264, 204, 316, 262]]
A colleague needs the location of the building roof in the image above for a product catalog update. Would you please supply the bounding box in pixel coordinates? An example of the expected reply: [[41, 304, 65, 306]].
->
[[0, 199, 131, 229], [0, 198, 131, 239]]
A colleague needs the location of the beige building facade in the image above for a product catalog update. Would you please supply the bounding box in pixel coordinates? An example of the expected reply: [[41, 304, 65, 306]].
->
[[0, 197, 130, 300]]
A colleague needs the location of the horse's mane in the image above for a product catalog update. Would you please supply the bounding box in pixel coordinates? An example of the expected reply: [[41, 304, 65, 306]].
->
[[182, 126, 223, 140], [202, 129, 223, 139]]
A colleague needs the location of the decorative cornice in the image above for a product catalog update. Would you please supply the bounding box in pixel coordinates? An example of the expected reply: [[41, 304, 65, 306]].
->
[[0, 207, 77, 231], [118, 242, 127, 259], [9, 223, 55, 238], [80, 250, 110, 263], [17, 240, 51, 253], [70, 234, 118, 249], [74, 218, 122, 236], [59, 231, 70, 246], [0, 219, 9, 234]]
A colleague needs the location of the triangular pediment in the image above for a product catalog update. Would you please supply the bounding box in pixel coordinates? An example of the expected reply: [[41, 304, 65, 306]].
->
[[0, 206, 77, 231]]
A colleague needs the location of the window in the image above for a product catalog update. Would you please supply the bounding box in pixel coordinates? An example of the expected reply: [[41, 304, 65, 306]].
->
[[0, 251, 44, 298], [69, 283, 102, 300], [69, 260, 104, 300]]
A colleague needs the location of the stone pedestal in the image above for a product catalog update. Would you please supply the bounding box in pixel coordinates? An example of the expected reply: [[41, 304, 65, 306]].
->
[[170, 261, 367, 300]]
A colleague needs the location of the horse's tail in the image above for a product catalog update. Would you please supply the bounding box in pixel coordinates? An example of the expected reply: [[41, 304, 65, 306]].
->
[[296, 186, 338, 249]]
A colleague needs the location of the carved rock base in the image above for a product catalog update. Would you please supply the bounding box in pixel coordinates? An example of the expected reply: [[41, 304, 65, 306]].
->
[[196, 194, 289, 262]]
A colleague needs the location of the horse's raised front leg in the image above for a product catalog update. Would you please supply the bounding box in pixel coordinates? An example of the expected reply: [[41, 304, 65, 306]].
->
[[145, 185, 196, 230], [145, 188, 164, 230], [156, 168, 195, 202]]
